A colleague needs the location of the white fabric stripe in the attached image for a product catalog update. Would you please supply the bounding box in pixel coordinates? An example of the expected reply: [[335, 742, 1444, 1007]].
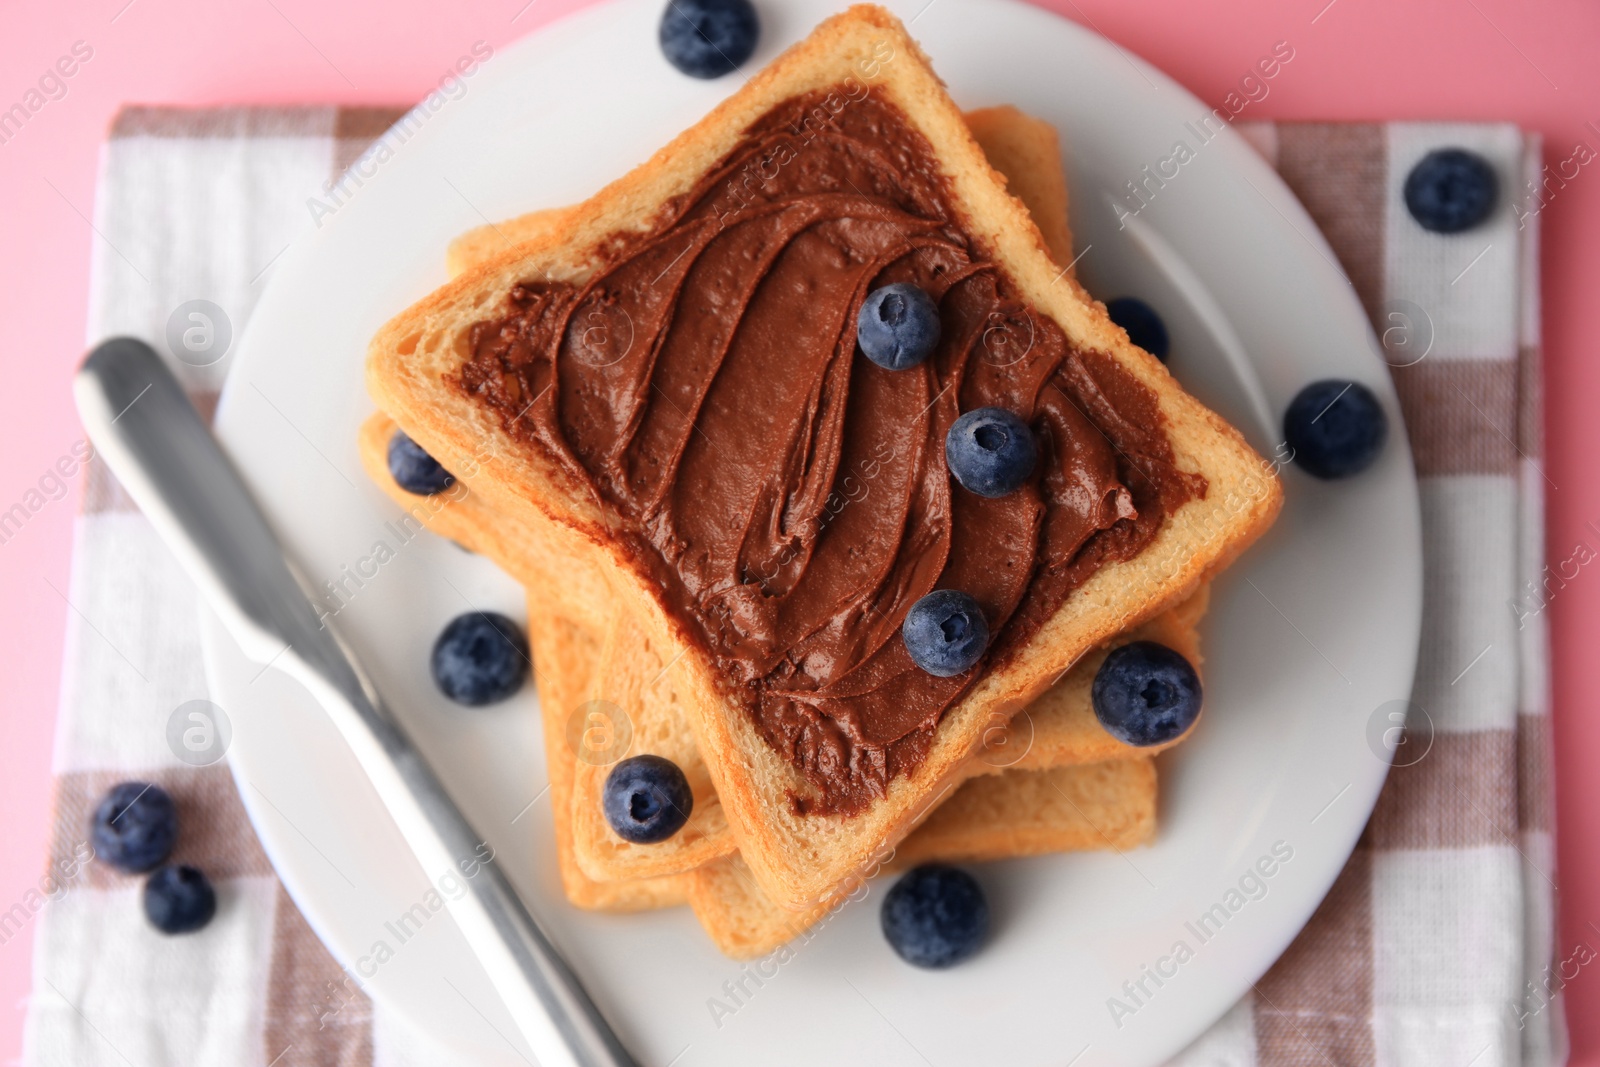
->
[[1518, 830, 1568, 1067], [1383, 123, 1524, 362], [23, 876, 279, 1067], [1515, 463, 1553, 718], [1513, 134, 1565, 1067], [53, 512, 210, 774], [1517, 134, 1543, 351], [1371, 847, 1523, 1067], [86, 129, 334, 392], [1411, 476, 1520, 734], [1374, 1007, 1518, 1067]]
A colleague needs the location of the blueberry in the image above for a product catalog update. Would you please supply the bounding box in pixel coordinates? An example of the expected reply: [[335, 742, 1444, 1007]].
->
[[387, 429, 455, 495], [602, 755, 693, 843], [1404, 149, 1497, 234], [881, 864, 989, 968], [658, 0, 759, 79], [430, 612, 529, 706], [1105, 296, 1170, 361], [91, 782, 178, 873], [1282, 379, 1387, 480], [857, 283, 941, 371], [902, 589, 988, 677], [1091, 641, 1202, 747], [143, 865, 217, 934], [945, 407, 1037, 498]]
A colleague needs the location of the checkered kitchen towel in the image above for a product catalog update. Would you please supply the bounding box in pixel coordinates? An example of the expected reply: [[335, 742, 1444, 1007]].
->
[[18, 101, 1564, 1067]]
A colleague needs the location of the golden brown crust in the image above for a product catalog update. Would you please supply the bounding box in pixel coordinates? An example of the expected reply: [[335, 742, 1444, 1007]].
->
[[522, 589, 690, 911], [569, 611, 740, 881], [366, 5, 1281, 910], [963, 105, 1074, 269], [685, 759, 1155, 959]]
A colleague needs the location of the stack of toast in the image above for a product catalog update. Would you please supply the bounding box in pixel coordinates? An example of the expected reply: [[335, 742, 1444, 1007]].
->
[[359, 7, 1280, 958]]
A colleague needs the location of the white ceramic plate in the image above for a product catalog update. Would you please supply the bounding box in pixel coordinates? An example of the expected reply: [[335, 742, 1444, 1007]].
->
[[205, 1, 1422, 1063]]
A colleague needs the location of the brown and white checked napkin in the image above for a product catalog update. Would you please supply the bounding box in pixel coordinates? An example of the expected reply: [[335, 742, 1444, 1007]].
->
[[20, 103, 1564, 1067]]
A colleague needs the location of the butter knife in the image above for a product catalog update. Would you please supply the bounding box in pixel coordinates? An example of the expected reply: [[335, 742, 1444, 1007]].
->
[[74, 336, 637, 1067]]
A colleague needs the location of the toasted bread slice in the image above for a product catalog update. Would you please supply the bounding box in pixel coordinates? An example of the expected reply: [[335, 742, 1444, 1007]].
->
[[521, 580, 689, 910], [571, 584, 1199, 882], [359, 408, 1202, 884], [963, 105, 1074, 269], [372, 102, 1182, 886], [368, 5, 1280, 909], [361, 423, 1166, 918], [445, 206, 576, 284], [571, 609, 741, 879], [685, 759, 1155, 959], [521, 579, 1160, 923]]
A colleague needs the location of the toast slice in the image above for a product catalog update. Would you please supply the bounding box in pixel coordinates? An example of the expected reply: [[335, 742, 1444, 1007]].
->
[[359, 408, 1202, 886], [685, 759, 1156, 959], [963, 105, 1074, 269], [571, 588, 1197, 882], [367, 5, 1280, 909], [369, 100, 1193, 887], [532, 584, 1158, 954], [359, 414, 1167, 919], [521, 577, 689, 911]]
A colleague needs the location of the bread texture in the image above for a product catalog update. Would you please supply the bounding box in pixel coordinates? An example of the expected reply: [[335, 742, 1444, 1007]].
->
[[359, 408, 1201, 886], [963, 105, 1074, 269], [363, 411, 1169, 934], [685, 759, 1155, 959], [366, 5, 1279, 910]]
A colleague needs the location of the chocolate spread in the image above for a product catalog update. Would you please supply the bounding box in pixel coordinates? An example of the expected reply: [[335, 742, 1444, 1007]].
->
[[458, 88, 1204, 815]]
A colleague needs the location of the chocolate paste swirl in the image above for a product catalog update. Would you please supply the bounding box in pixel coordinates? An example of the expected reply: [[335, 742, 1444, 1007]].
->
[[459, 89, 1203, 814]]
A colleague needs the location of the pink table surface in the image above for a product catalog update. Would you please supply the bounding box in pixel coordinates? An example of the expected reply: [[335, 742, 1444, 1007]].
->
[[3, 0, 1597, 1061]]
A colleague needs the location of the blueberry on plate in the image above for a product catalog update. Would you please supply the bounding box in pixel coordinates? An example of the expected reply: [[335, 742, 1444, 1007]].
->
[[658, 0, 760, 79], [945, 407, 1037, 498], [1282, 379, 1387, 480], [430, 612, 530, 706], [91, 781, 178, 873], [387, 429, 455, 495], [1404, 148, 1497, 234], [902, 589, 989, 678], [1105, 296, 1170, 361], [857, 283, 941, 371], [1091, 641, 1202, 747], [881, 864, 989, 968], [143, 865, 217, 934], [603, 755, 694, 844]]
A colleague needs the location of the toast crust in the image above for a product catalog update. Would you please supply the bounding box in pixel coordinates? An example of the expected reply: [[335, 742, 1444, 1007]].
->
[[367, 5, 1280, 909]]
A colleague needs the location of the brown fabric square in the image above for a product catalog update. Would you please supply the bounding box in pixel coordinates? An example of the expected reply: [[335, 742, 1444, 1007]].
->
[[264, 884, 373, 1067], [331, 107, 411, 179], [1518, 714, 1553, 834], [1390, 358, 1520, 476], [1255, 847, 1374, 1067], [1366, 729, 1518, 850], [1274, 124, 1386, 326], [48, 764, 274, 892]]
